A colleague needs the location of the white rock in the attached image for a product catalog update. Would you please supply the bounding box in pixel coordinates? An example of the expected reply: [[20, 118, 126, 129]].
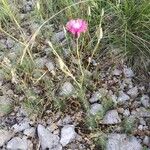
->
[[89, 91, 102, 103], [123, 67, 134, 78], [117, 91, 130, 103], [123, 109, 130, 117], [141, 95, 150, 108], [35, 57, 48, 69], [23, 127, 35, 137], [59, 82, 74, 96], [7, 137, 28, 150], [60, 125, 77, 147], [102, 110, 121, 124], [143, 136, 149, 146], [112, 69, 122, 76], [37, 124, 62, 150], [89, 103, 103, 115], [127, 86, 138, 98], [52, 31, 65, 43], [106, 134, 142, 150], [45, 61, 55, 72], [138, 125, 143, 130], [0, 129, 13, 147], [12, 121, 30, 133], [5, 38, 15, 49], [62, 115, 72, 125]]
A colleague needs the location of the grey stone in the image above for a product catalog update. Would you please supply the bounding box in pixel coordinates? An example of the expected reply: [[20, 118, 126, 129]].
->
[[60, 125, 77, 147], [45, 61, 55, 72], [123, 67, 134, 78], [62, 115, 72, 125], [12, 121, 30, 133], [136, 107, 150, 117], [23, 127, 35, 137], [89, 91, 102, 103], [89, 103, 103, 115], [52, 31, 65, 43], [117, 91, 130, 103], [102, 110, 121, 124], [35, 57, 48, 69], [0, 129, 13, 147], [143, 136, 150, 146], [123, 109, 130, 117], [127, 86, 138, 98], [7, 137, 28, 150], [0, 96, 13, 117], [141, 95, 150, 108], [138, 125, 143, 130], [106, 134, 142, 150], [59, 82, 74, 96], [112, 69, 122, 76], [5, 38, 15, 49], [37, 124, 62, 150]]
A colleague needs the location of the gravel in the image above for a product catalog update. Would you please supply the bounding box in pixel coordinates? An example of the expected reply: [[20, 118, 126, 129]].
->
[[141, 95, 150, 108], [23, 127, 35, 137], [51, 31, 65, 43], [127, 86, 138, 98], [102, 110, 121, 124], [123, 67, 134, 78], [60, 125, 77, 147], [89, 91, 102, 103], [89, 103, 103, 115], [117, 91, 130, 103]]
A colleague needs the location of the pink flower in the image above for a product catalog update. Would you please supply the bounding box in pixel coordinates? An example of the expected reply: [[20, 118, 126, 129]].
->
[[66, 19, 88, 37]]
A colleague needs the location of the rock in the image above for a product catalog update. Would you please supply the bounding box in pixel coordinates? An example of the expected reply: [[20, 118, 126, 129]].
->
[[89, 91, 102, 103], [7, 137, 28, 150], [0, 129, 13, 147], [59, 82, 74, 96], [0, 96, 13, 117], [89, 103, 103, 115], [51, 31, 65, 43], [127, 86, 138, 98], [12, 121, 30, 133], [62, 115, 72, 125], [5, 38, 15, 49], [45, 61, 55, 75], [60, 125, 77, 147], [117, 91, 130, 103], [102, 110, 121, 124], [136, 107, 150, 117], [112, 69, 122, 76], [141, 95, 150, 108], [123, 109, 130, 117], [106, 134, 142, 150], [123, 67, 134, 78], [143, 136, 150, 147], [23, 127, 35, 137], [138, 125, 143, 130], [37, 124, 62, 150], [35, 57, 48, 69]]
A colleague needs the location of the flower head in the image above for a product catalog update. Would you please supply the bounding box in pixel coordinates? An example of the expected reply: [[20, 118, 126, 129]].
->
[[66, 19, 88, 37]]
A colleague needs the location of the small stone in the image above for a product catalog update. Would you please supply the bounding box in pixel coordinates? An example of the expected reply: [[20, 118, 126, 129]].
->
[[12, 121, 30, 133], [138, 125, 143, 130], [136, 107, 150, 117], [35, 57, 48, 69], [23, 127, 35, 137], [89, 91, 102, 103], [141, 95, 150, 108], [102, 110, 121, 124], [123, 109, 130, 117], [0, 129, 13, 147], [127, 86, 138, 98], [143, 136, 150, 146], [59, 82, 74, 96], [60, 125, 77, 147], [5, 38, 15, 49], [139, 118, 146, 126], [51, 31, 65, 43], [123, 67, 134, 78], [89, 103, 103, 115], [7, 137, 28, 150], [112, 69, 122, 76], [37, 124, 62, 150], [106, 134, 142, 150], [117, 108, 124, 114], [45, 61, 55, 72], [117, 91, 130, 103], [0, 96, 13, 117], [62, 115, 72, 125]]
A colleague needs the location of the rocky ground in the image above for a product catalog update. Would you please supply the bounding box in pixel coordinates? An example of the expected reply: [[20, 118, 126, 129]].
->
[[0, 0, 150, 150]]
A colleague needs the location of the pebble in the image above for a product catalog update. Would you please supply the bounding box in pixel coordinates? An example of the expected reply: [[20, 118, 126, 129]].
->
[[45, 61, 55, 72], [123, 109, 130, 117], [106, 134, 142, 150], [35, 57, 48, 69], [117, 91, 130, 103], [138, 125, 143, 130], [0, 96, 13, 117], [102, 110, 121, 124], [143, 136, 150, 146], [59, 82, 74, 96], [141, 95, 150, 108], [37, 124, 62, 150], [7, 137, 28, 150], [127, 86, 138, 98], [123, 67, 134, 78], [0, 129, 13, 147], [89, 103, 103, 115], [51, 31, 65, 43], [112, 69, 122, 76], [23, 127, 35, 137], [89, 91, 102, 103], [60, 125, 77, 147], [12, 121, 30, 133], [5, 38, 15, 49]]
